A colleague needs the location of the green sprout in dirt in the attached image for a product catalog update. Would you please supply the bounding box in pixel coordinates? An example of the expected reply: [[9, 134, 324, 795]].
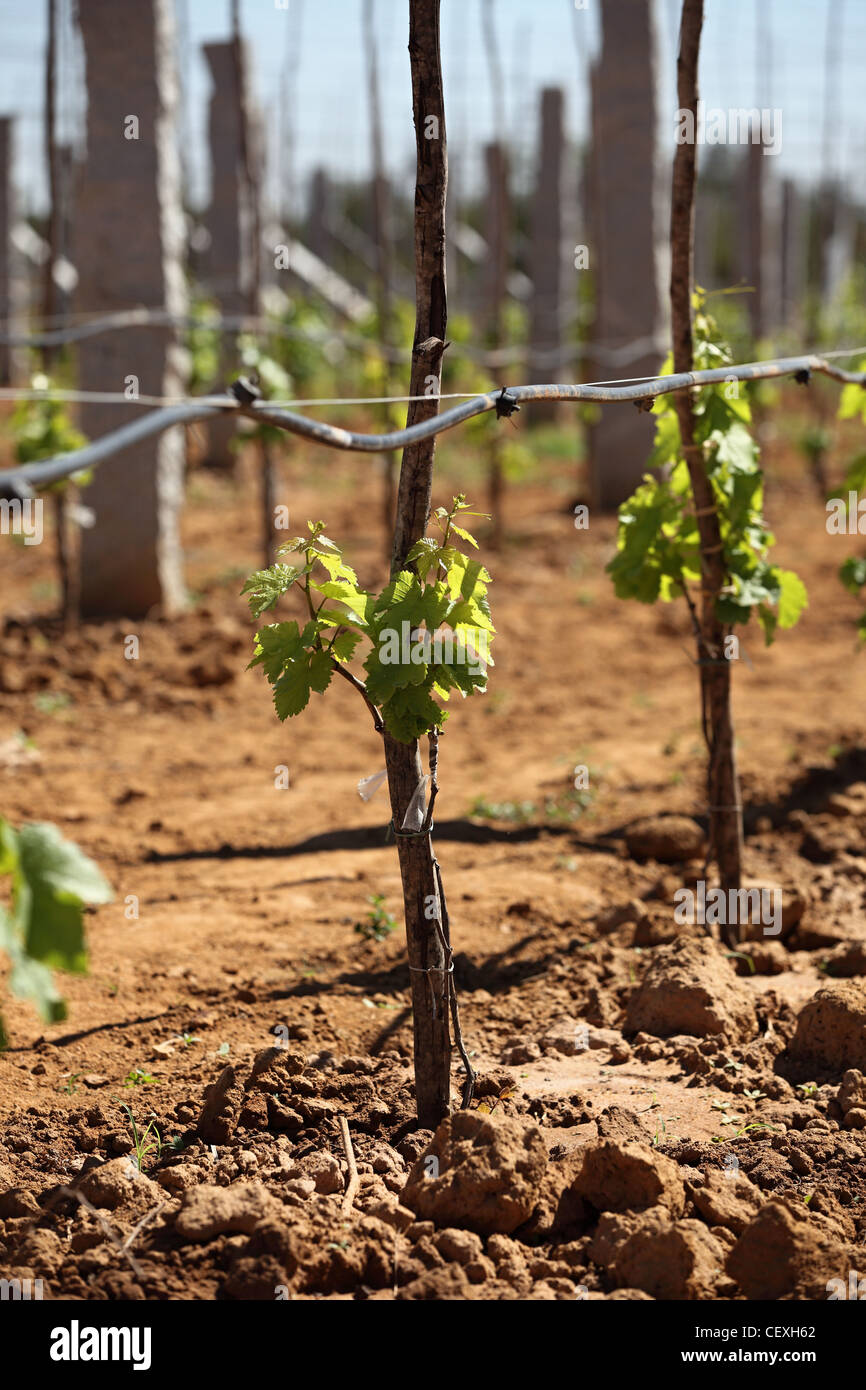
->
[[710, 1122, 776, 1144], [468, 797, 536, 825], [468, 763, 599, 828], [0, 816, 112, 1047], [607, 291, 808, 645], [242, 496, 495, 744], [123, 1068, 157, 1088], [355, 893, 398, 943], [120, 1104, 162, 1172], [726, 949, 755, 974]]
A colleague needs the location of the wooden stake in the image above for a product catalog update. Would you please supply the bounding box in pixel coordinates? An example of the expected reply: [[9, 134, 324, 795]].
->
[[383, 0, 452, 1128], [362, 0, 398, 550], [670, 0, 743, 941], [261, 438, 277, 568], [483, 142, 508, 549]]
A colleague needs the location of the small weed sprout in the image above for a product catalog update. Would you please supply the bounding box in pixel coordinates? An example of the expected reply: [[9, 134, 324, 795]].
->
[[355, 894, 398, 943], [120, 1104, 162, 1172], [123, 1068, 156, 1087]]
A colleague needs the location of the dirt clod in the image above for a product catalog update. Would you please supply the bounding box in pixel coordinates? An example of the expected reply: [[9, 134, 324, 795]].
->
[[726, 1196, 852, 1299], [589, 1208, 725, 1299], [573, 1140, 686, 1216], [401, 1111, 549, 1236], [624, 938, 759, 1041], [197, 1065, 245, 1145], [787, 982, 866, 1073], [174, 1181, 280, 1242], [687, 1167, 763, 1235], [625, 816, 705, 863], [77, 1156, 161, 1210]]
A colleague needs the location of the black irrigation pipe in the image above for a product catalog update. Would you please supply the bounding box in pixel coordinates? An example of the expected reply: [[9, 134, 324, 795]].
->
[[0, 354, 863, 495]]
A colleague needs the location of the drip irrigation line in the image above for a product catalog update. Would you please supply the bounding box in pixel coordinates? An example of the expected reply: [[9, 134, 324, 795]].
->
[[0, 353, 863, 492]]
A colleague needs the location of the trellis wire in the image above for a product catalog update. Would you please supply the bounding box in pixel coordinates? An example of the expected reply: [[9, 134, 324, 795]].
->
[[0, 352, 863, 492]]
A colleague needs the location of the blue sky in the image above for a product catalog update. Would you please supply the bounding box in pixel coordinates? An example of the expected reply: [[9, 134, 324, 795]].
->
[[1, 0, 865, 214]]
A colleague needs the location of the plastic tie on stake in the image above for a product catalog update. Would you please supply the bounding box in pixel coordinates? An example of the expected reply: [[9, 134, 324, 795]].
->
[[400, 774, 430, 834], [357, 769, 387, 802]]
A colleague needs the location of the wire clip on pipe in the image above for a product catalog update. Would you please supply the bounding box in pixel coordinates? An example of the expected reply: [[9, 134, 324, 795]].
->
[[495, 385, 520, 420], [229, 375, 262, 406]]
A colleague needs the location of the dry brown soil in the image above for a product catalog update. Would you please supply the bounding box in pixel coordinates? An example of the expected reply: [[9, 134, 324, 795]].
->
[[1, 419, 865, 1300]]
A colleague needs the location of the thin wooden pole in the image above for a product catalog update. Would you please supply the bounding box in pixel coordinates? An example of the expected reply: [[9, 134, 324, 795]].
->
[[43, 0, 59, 348], [44, 0, 77, 628], [670, 0, 743, 940], [480, 0, 509, 548], [231, 0, 260, 315], [362, 0, 398, 549], [383, 0, 452, 1128], [483, 141, 508, 548]]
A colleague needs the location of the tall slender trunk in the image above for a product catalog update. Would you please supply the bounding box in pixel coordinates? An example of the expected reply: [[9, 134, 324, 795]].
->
[[383, 0, 451, 1127], [670, 0, 742, 941]]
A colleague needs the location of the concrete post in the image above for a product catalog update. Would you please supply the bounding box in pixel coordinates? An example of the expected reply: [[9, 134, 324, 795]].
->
[[75, 0, 187, 617], [588, 0, 668, 510]]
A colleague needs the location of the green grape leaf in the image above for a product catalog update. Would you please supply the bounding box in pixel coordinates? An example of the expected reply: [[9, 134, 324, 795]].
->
[[406, 537, 442, 581], [648, 409, 681, 468], [313, 546, 358, 583], [370, 572, 427, 633], [757, 604, 778, 646], [241, 563, 304, 617], [450, 523, 479, 549], [5, 937, 68, 1026], [364, 640, 425, 705], [248, 621, 305, 680], [706, 422, 759, 475], [308, 649, 334, 694], [331, 630, 362, 663], [382, 682, 447, 743], [12, 822, 112, 973], [776, 569, 808, 630], [313, 580, 375, 626], [273, 659, 314, 719], [838, 365, 866, 423]]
